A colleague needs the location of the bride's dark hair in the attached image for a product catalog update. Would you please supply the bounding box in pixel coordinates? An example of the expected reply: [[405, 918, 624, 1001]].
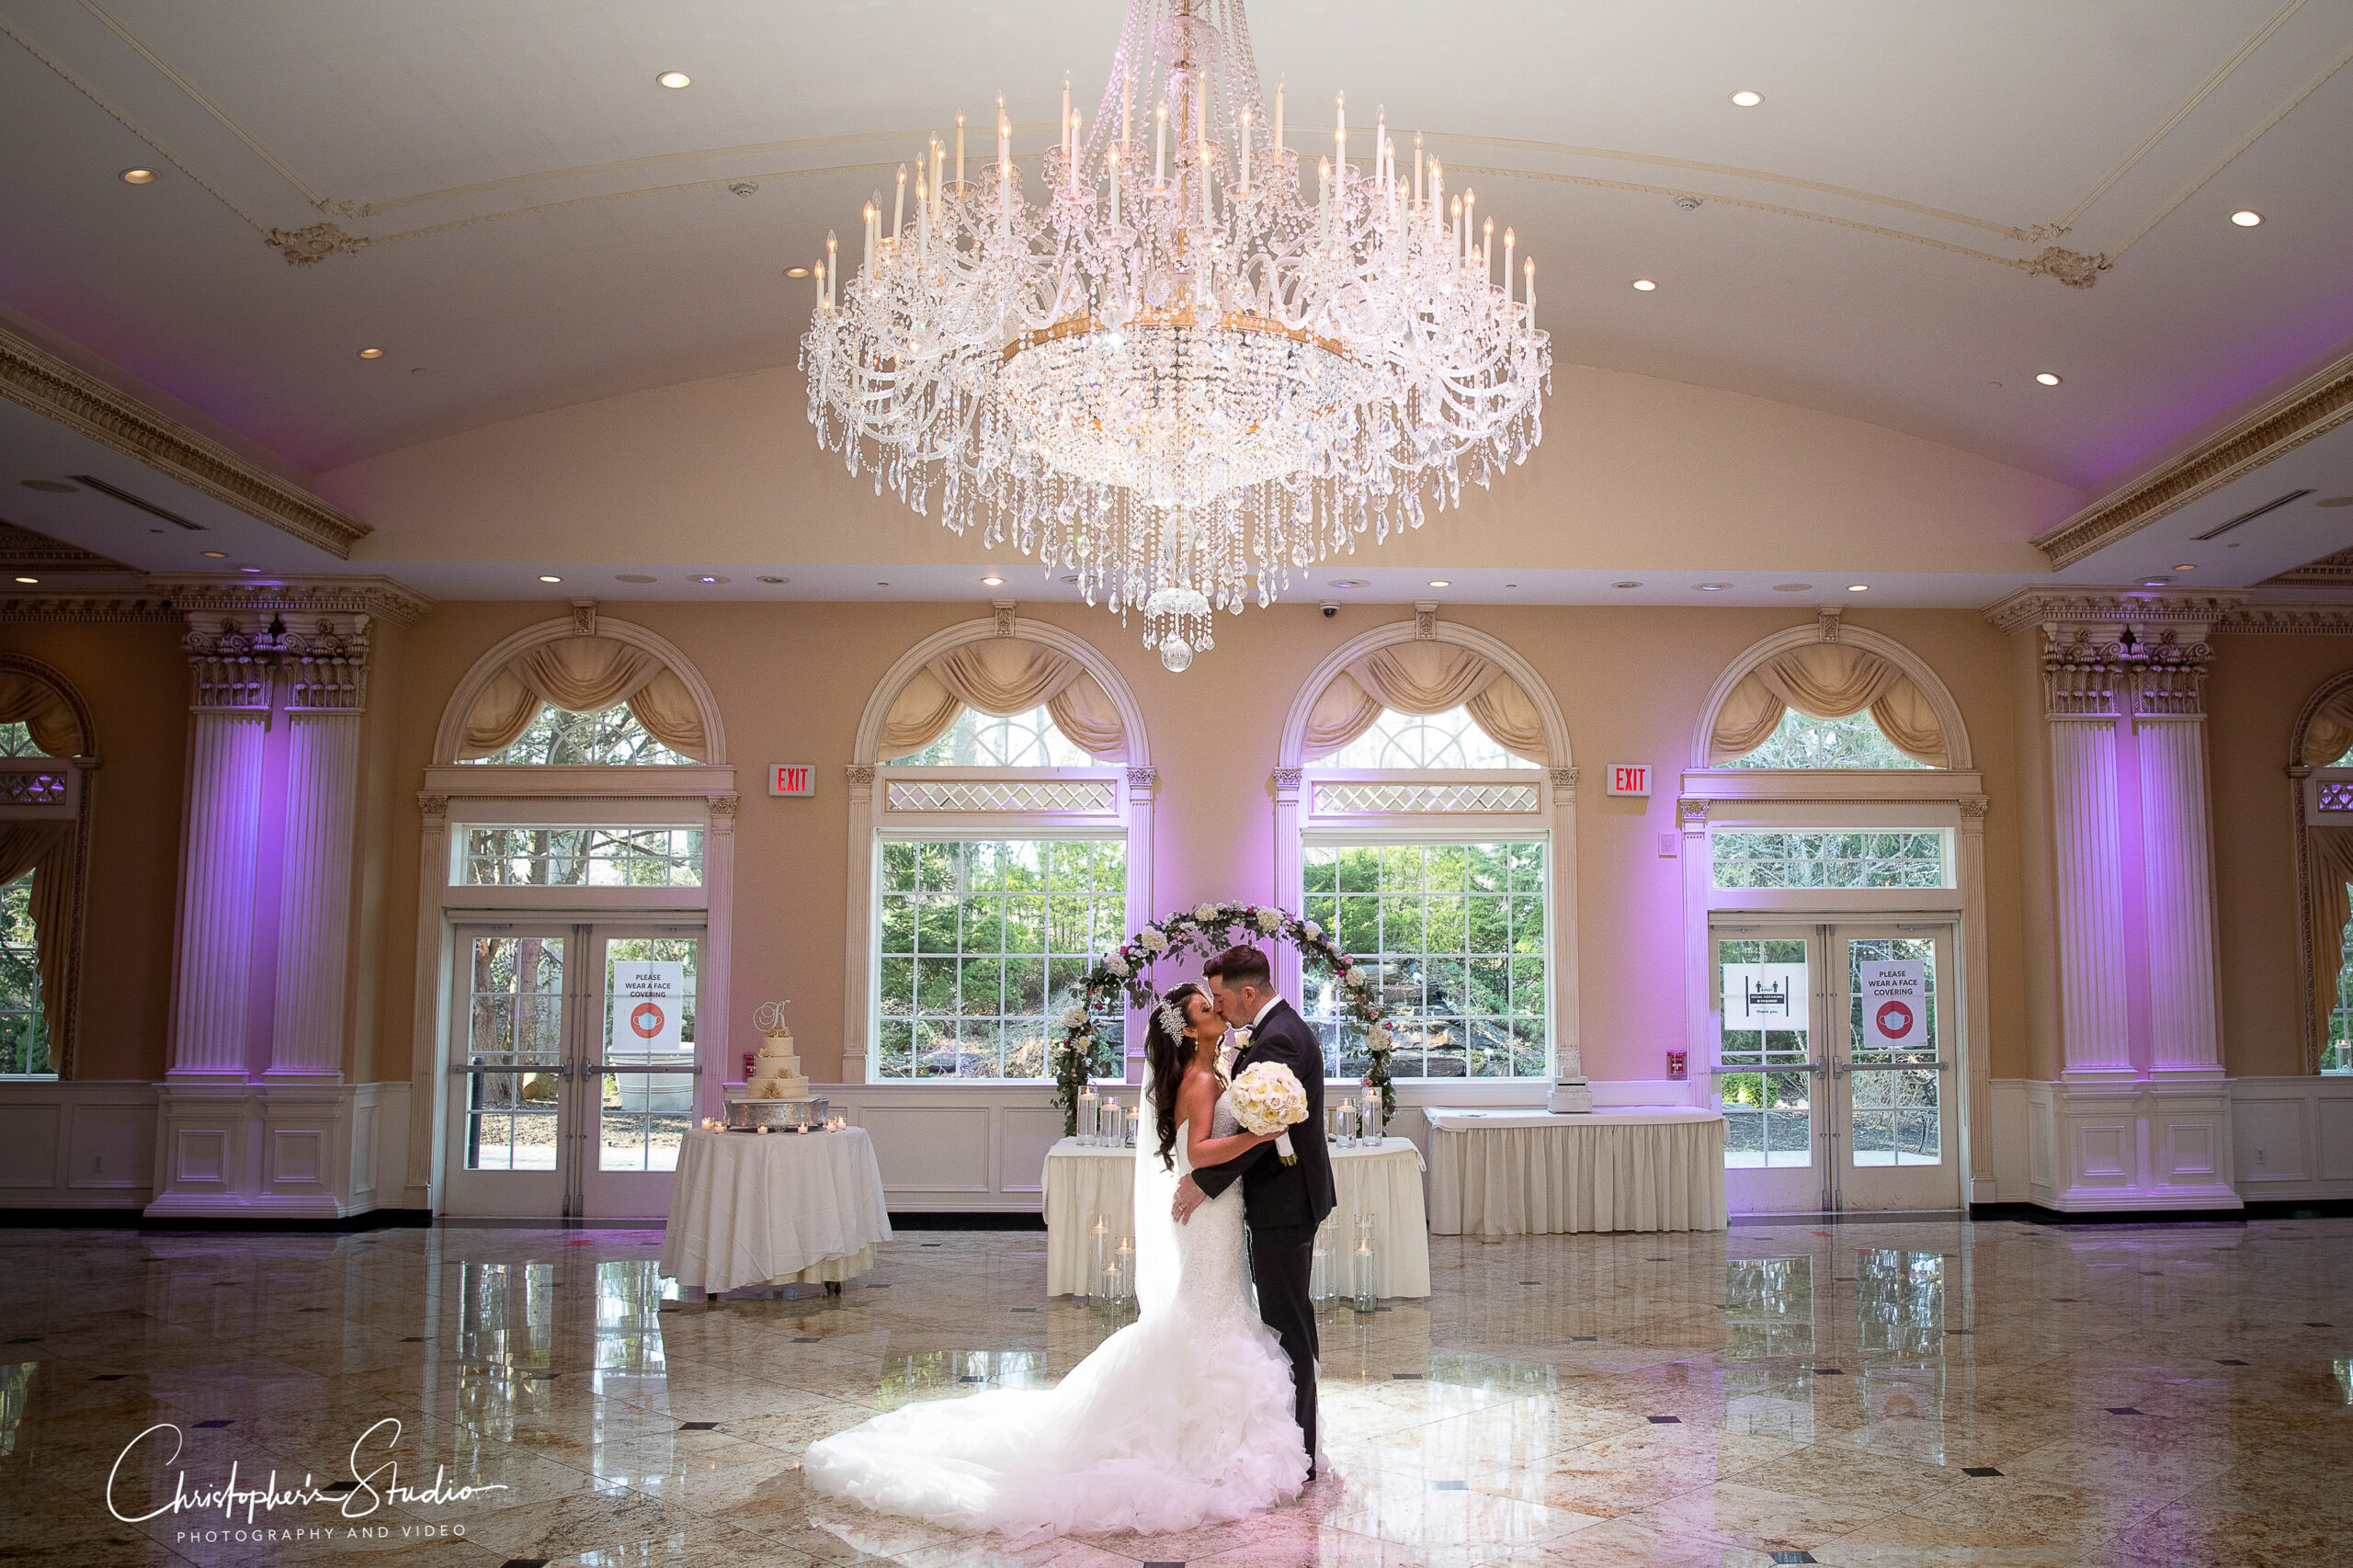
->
[[1142, 982, 1210, 1172]]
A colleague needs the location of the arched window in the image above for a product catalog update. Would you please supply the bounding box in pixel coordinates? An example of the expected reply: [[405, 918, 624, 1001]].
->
[[1723, 710, 1930, 770], [448, 631, 710, 765], [0, 659, 93, 1080], [2290, 675, 2353, 1074], [472, 705, 694, 766], [1279, 613, 1575, 1084], [1702, 626, 1954, 770], [846, 616, 1149, 1084]]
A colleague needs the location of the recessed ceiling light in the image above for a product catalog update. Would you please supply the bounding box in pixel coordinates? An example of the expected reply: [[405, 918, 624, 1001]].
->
[[1772, 583, 1813, 592], [786, 267, 810, 278], [538, 574, 563, 583], [358, 347, 384, 359], [18, 480, 77, 494], [757, 574, 789, 584], [1730, 90, 1763, 108], [1611, 580, 1643, 589], [2140, 577, 2170, 587], [200, 550, 227, 559], [1695, 582, 1730, 592], [615, 573, 658, 583], [2172, 563, 2197, 572], [1427, 579, 1451, 587], [694, 574, 729, 585], [1631, 278, 1658, 291], [1846, 583, 1870, 592], [119, 168, 156, 184], [237, 564, 263, 574], [981, 575, 1005, 585], [13, 576, 36, 585], [2035, 371, 2062, 386], [656, 71, 692, 88], [877, 581, 891, 586], [2230, 210, 2263, 227], [1328, 578, 1368, 588]]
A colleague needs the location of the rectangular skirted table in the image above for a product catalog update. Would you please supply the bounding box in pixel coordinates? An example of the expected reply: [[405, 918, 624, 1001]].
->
[[1424, 1107, 1729, 1238], [660, 1126, 893, 1297], [1042, 1136, 1432, 1299]]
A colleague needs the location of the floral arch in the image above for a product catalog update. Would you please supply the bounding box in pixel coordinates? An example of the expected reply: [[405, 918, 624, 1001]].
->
[[1053, 900, 1398, 1132]]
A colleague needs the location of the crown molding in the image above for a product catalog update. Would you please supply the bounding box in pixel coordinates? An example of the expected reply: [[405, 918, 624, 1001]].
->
[[2030, 348, 2353, 570], [2213, 603, 2353, 636], [1982, 586, 2252, 635], [0, 574, 430, 626], [0, 325, 369, 558]]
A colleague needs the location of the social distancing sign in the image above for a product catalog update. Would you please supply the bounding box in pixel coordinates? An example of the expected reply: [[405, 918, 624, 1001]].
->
[[1859, 960, 1927, 1048]]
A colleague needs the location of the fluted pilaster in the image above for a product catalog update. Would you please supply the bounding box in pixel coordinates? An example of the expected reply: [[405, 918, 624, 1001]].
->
[[267, 710, 362, 1079], [2049, 716, 2131, 1074], [167, 709, 268, 1078]]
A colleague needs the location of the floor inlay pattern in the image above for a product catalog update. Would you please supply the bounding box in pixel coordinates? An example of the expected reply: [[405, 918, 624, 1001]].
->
[[0, 1216, 2347, 1566]]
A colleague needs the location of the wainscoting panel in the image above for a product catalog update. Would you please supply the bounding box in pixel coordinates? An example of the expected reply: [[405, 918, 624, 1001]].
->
[[0, 1102, 62, 1189], [2230, 1076, 2353, 1200]]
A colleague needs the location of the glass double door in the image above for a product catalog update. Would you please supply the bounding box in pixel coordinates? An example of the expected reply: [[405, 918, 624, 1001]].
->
[[1712, 922, 1961, 1212], [442, 923, 703, 1219]]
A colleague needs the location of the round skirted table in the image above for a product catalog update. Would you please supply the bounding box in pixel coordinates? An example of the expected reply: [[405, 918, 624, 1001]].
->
[[1042, 1135, 1431, 1299], [660, 1126, 892, 1298], [1424, 1107, 1728, 1238]]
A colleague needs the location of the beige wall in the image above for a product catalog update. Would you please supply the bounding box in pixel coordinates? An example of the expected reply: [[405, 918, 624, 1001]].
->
[[0, 620, 187, 1081], [366, 597, 2035, 1089], [2208, 631, 2353, 1077]]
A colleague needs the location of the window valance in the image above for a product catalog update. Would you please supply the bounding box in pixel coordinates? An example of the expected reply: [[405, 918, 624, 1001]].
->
[[457, 635, 709, 761], [0, 671, 82, 756], [2303, 691, 2353, 767], [1302, 641, 1546, 764], [881, 639, 1125, 760], [1710, 642, 1947, 767]]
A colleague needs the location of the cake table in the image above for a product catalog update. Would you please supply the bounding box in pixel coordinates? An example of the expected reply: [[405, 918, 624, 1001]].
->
[[660, 1126, 892, 1299]]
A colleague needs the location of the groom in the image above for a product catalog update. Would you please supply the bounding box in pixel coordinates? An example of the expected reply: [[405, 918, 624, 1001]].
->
[[1173, 943, 1336, 1474]]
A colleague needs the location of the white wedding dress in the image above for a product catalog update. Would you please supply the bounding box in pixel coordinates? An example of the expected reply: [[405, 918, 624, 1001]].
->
[[804, 1085, 1309, 1540]]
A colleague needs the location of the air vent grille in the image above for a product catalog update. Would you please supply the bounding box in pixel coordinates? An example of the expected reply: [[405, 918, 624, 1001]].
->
[[67, 475, 205, 530], [2192, 488, 2313, 541]]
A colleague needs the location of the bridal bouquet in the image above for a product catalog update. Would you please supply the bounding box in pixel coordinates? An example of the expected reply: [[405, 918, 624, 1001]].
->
[[1228, 1062, 1309, 1165]]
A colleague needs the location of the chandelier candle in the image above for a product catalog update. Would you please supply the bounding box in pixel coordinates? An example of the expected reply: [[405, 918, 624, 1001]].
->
[[801, 0, 1552, 672]]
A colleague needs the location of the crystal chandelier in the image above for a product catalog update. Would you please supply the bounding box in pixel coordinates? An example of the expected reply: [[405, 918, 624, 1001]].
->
[[801, 0, 1551, 671]]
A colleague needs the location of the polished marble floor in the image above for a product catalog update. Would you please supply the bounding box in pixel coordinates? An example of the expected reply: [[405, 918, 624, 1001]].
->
[[1, 1216, 2348, 1568]]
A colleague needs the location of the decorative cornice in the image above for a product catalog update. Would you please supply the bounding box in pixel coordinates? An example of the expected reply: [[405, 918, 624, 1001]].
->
[[0, 591, 179, 623], [1982, 586, 2250, 636], [0, 326, 369, 557], [2031, 348, 2353, 569], [2214, 604, 2353, 636], [142, 575, 433, 625]]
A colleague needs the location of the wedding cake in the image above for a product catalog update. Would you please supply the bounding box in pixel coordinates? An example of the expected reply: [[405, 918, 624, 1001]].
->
[[748, 1022, 812, 1101]]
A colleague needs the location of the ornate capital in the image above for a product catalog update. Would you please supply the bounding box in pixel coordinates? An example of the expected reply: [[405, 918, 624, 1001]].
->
[[1124, 765, 1158, 797], [182, 618, 276, 710], [279, 614, 372, 711], [2131, 629, 2213, 718], [705, 793, 740, 819], [844, 764, 878, 790], [2040, 625, 2124, 720], [1549, 767, 1579, 791], [416, 793, 449, 824], [1271, 766, 1305, 791], [2035, 619, 2215, 720], [1677, 796, 1711, 826], [1959, 795, 1990, 821]]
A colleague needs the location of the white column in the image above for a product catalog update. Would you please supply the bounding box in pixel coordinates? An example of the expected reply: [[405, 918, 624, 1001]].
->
[[699, 793, 737, 1118], [1957, 796, 1995, 1201], [839, 764, 878, 1084], [167, 634, 273, 1082], [2133, 633, 2223, 1074], [2041, 627, 2131, 1077], [267, 710, 361, 1080]]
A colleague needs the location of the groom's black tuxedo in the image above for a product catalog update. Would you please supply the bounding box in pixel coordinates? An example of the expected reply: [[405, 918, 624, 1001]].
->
[[1189, 997, 1333, 1463]]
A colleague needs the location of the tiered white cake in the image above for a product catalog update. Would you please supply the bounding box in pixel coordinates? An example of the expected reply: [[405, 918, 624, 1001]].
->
[[748, 1024, 812, 1101]]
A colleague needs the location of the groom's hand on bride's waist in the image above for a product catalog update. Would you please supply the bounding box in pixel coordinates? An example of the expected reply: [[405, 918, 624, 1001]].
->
[[1171, 1175, 1206, 1225]]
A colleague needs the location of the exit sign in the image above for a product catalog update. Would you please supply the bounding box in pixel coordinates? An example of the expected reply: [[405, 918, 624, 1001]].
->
[[1607, 765, 1651, 798], [769, 764, 815, 798]]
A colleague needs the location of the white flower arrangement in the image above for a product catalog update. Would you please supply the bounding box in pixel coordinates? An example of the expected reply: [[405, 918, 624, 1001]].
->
[[1228, 1060, 1310, 1165], [1194, 902, 1222, 925], [1256, 908, 1283, 934], [1138, 926, 1168, 953], [1103, 953, 1130, 978], [1060, 1004, 1090, 1029], [1302, 920, 1323, 941]]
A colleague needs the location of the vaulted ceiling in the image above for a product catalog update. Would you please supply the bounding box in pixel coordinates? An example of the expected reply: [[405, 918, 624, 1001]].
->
[[2, 0, 2350, 604]]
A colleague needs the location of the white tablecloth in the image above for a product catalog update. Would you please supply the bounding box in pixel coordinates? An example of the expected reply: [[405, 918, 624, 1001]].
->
[[1042, 1137, 1431, 1299], [660, 1128, 893, 1293], [1425, 1107, 1728, 1237]]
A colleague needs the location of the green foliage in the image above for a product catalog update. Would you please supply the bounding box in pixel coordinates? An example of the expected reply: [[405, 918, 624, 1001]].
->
[[1724, 709, 1927, 770]]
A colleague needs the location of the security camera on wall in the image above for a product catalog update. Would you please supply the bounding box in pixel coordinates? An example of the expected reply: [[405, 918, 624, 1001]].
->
[[1319, 600, 1340, 618]]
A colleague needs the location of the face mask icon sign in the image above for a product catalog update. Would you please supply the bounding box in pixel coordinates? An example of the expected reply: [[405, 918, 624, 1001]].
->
[[1875, 998, 1914, 1042], [631, 1001, 666, 1040]]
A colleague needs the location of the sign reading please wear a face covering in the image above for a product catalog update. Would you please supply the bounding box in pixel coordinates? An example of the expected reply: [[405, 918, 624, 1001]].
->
[[1859, 960, 1927, 1048], [610, 960, 687, 1053]]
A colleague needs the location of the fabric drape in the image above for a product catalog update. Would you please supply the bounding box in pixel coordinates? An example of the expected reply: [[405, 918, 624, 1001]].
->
[[0, 821, 72, 1041], [2308, 828, 2353, 1055], [1300, 641, 1549, 764], [457, 636, 709, 760], [1708, 641, 1949, 766], [0, 672, 82, 756], [2302, 692, 2353, 767], [878, 639, 1127, 760]]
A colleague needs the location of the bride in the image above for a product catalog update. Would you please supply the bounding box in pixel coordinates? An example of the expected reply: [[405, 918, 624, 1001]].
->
[[803, 983, 1312, 1540]]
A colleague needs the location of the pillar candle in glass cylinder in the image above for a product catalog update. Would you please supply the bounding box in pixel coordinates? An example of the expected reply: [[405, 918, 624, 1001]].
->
[[1078, 1086, 1098, 1145]]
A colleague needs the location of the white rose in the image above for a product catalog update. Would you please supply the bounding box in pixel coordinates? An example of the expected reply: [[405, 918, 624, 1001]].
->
[[1256, 908, 1283, 933], [1104, 954, 1130, 978], [1061, 1005, 1089, 1029], [1139, 926, 1168, 953], [1302, 921, 1323, 941], [1194, 903, 1221, 925]]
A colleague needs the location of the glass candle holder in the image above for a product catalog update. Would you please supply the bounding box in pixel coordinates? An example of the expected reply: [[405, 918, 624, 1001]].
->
[[1088, 1216, 1109, 1300], [1077, 1088, 1098, 1146], [1353, 1234, 1379, 1313], [1336, 1098, 1359, 1147]]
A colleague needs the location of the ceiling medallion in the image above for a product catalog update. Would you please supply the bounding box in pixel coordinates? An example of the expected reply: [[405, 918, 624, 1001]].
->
[[801, 0, 1551, 670]]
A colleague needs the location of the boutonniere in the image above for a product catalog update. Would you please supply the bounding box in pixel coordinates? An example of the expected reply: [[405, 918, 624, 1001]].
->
[[1219, 1027, 1249, 1078]]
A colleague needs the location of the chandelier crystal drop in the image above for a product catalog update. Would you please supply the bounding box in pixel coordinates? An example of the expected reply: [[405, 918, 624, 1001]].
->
[[801, 0, 1551, 668]]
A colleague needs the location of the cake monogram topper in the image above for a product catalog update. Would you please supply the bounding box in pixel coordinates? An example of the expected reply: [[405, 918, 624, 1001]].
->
[[755, 1000, 793, 1034]]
